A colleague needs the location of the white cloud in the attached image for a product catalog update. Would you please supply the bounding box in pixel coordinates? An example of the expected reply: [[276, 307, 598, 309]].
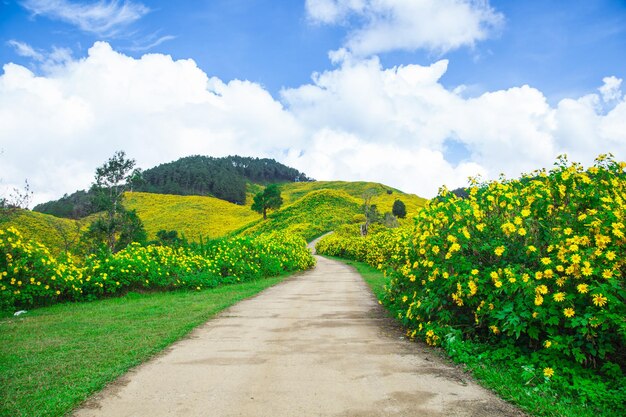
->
[[305, 0, 504, 55], [21, 0, 149, 36], [7, 40, 45, 61], [0, 42, 624, 208], [599, 76, 622, 103]]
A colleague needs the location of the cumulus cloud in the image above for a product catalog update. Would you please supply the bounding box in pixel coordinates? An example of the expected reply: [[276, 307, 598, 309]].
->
[[21, 0, 149, 36], [0, 42, 624, 207], [305, 0, 504, 55]]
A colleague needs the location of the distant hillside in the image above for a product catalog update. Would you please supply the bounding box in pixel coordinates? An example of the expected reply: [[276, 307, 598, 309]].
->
[[279, 181, 427, 216], [0, 210, 85, 255], [235, 189, 363, 241], [13, 179, 427, 253], [34, 155, 312, 218], [123, 192, 259, 241]]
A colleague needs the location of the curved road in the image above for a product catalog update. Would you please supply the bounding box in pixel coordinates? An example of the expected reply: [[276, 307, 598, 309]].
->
[[73, 254, 525, 417]]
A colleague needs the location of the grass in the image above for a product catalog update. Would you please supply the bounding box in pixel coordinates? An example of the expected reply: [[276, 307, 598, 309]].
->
[[280, 181, 427, 216], [327, 256, 619, 417], [0, 274, 290, 417], [236, 189, 363, 241]]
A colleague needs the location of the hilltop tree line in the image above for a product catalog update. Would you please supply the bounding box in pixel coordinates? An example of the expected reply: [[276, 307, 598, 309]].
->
[[34, 155, 313, 219]]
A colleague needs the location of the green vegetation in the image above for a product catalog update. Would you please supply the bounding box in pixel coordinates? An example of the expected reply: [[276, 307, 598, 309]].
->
[[316, 155, 626, 416], [251, 183, 283, 219], [1, 226, 314, 311], [238, 189, 362, 241], [0, 275, 289, 417], [0, 210, 84, 255], [83, 151, 146, 253], [34, 155, 312, 217], [280, 180, 426, 216], [392, 199, 407, 219]]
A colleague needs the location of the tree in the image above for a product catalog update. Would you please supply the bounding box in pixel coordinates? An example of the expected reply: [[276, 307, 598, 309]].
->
[[361, 189, 381, 236], [392, 199, 407, 219], [84, 151, 145, 252], [251, 184, 283, 220]]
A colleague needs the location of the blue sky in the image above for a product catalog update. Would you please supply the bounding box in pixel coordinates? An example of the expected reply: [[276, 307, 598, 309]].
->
[[0, 0, 625, 203], [2, 0, 624, 100]]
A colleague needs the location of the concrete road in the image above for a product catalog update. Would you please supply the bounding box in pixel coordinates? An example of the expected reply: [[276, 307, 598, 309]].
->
[[73, 255, 525, 417]]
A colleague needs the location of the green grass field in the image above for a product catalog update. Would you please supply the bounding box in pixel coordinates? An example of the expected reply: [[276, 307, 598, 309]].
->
[[0, 275, 289, 417]]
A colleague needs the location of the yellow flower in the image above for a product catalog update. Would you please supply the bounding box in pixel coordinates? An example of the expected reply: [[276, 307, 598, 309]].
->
[[605, 251, 616, 261], [494, 246, 505, 256], [543, 367, 554, 378], [581, 265, 593, 276], [570, 254, 581, 264], [521, 209, 531, 217], [541, 257, 552, 265], [576, 284, 589, 294], [563, 308, 575, 318], [494, 281, 502, 288], [402, 295, 408, 303], [544, 340, 552, 348], [527, 245, 537, 252], [534, 295, 544, 306], [489, 325, 500, 334], [518, 227, 527, 236], [536, 285, 548, 294], [602, 269, 613, 279], [553, 292, 565, 302], [592, 293, 607, 307], [471, 269, 479, 275]]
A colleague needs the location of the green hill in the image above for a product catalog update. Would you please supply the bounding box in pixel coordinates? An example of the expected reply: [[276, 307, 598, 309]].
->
[[5, 180, 427, 253], [123, 191, 259, 240], [235, 189, 363, 241], [0, 210, 85, 255]]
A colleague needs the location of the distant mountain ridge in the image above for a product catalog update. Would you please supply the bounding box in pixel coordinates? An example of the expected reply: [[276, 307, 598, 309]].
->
[[34, 155, 313, 218]]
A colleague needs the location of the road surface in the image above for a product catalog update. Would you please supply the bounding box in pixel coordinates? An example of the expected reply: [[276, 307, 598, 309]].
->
[[73, 254, 524, 417]]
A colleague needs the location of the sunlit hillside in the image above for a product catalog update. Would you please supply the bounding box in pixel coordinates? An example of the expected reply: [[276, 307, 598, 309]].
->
[[0, 210, 83, 255], [279, 181, 427, 216], [1, 182, 427, 253], [124, 192, 259, 241], [236, 189, 362, 241]]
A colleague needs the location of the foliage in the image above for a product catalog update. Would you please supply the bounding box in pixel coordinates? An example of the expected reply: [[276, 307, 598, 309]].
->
[[238, 189, 362, 241], [34, 155, 313, 217], [251, 184, 283, 219], [0, 226, 315, 311], [392, 199, 407, 218], [317, 155, 626, 406], [85, 151, 143, 253], [32, 189, 96, 219]]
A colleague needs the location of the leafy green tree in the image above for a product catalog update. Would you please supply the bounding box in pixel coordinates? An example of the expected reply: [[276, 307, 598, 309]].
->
[[392, 199, 407, 218], [84, 151, 145, 252], [251, 184, 283, 219]]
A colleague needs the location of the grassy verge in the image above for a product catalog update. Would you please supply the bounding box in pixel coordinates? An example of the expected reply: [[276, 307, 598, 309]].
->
[[0, 275, 290, 417], [326, 256, 623, 417]]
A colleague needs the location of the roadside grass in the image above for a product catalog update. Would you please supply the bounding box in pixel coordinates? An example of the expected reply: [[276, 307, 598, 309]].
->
[[328, 256, 619, 417], [0, 275, 289, 417]]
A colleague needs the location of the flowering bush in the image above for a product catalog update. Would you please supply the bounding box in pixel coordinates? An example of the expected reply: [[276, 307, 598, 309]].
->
[[0, 228, 314, 310], [318, 155, 626, 373]]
